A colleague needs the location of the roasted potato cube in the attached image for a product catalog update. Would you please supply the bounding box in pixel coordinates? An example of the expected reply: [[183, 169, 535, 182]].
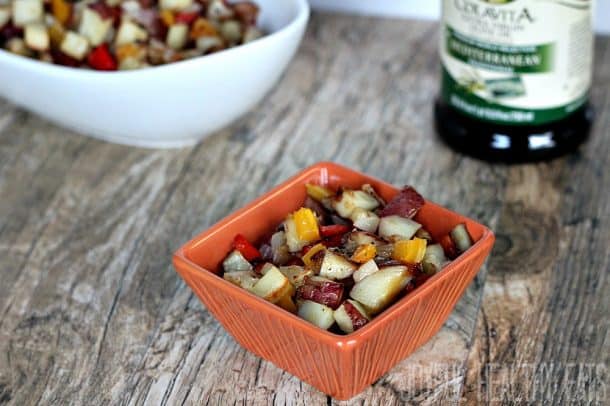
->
[[60, 31, 90, 60], [332, 190, 380, 218], [319, 250, 356, 280], [352, 259, 379, 282], [222, 249, 253, 273], [79, 8, 112, 46], [251, 266, 294, 303], [297, 300, 335, 330], [350, 208, 380, 233], [350, 266, 412, 314], [334, 299, 370, 333], [378, 215, 421, 241], [223, 270, 259, 291], [116, 20, 148, 46], [450, 223, 473, 254], [422, 243, 447, 275], [297, 276, 344, 309], [24, 23, 49, 51], [166, 23, 189, 50], [278, 265, 313, 288], [13, 0, 43, 27]]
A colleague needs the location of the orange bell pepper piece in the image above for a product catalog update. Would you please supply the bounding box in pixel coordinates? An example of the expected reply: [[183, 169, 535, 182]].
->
[[392, 238, 427, 264], [293, 208, 320, 244]]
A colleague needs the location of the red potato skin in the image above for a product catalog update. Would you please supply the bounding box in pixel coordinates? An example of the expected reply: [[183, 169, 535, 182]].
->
[[403, 263, 430, 294], [322, 233, 345, 248], [378, 186, 425, 218], [343, 301, 369, 331], [297, 279, 344, 309], [88, 2, 121, 27], [320, 224, 351, 238], [439, 234, 458, 260]]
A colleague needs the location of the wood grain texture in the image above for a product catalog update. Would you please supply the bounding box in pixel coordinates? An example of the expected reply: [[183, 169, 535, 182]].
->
[[0, 13, 608, 405]]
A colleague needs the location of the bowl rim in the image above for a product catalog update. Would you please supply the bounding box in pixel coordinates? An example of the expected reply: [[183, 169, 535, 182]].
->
[[173, 161, 495, 349], [0, 0, 310, 78]]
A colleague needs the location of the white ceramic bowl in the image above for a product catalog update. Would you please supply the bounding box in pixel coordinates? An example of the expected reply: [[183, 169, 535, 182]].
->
[[0, 0, 309, 148]]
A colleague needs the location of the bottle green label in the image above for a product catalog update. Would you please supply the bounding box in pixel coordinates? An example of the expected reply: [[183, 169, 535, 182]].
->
[[440, 0, 593, 126]]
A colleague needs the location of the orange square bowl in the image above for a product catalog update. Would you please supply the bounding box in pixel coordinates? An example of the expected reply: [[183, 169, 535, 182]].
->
[[172, 162, 495, 400]]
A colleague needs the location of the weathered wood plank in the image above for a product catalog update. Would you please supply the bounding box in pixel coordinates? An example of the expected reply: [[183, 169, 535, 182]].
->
[[0, 12, 608, 406], [463, 38, 610, 405]]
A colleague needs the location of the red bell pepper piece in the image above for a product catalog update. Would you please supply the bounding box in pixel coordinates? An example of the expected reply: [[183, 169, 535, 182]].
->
[[319, 224, 350, 238], [175, 11, 199, 25], [88, 44, 117, 71], [232, 234, 261, 261]]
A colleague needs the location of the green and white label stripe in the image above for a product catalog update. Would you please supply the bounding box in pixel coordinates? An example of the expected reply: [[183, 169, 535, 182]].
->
[[446, 26, 554, 74], [441, 68, 587, 125]]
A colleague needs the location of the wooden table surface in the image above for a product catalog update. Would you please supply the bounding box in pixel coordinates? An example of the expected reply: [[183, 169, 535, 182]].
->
[[0, 13, 608, 405]]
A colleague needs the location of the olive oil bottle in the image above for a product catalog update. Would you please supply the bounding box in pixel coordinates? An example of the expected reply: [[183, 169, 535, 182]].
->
[[435, 0, 595, 163]]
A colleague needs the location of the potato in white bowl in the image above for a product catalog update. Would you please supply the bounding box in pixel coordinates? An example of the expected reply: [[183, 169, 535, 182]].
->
[[0, 0, 309, 147]]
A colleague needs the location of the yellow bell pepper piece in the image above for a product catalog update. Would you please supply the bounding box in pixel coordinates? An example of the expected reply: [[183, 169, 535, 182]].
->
[[293, 208, 320, 243], [351, 244, 377, 264], [277, 293, 297, 313], [160, 10, 175, 27], [306, 183, 334, 202], [51, 0, 71, 26], [302, 243, 326, 266], [392, 238, 427, 264]]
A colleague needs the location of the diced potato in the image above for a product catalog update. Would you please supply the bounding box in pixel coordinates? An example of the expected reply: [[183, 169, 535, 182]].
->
[[284, 215, 307, 253], [378, 215, 421, 241], [222, 249, 253, 273], [0, 7, 11, 29], [223, 270, 259, 290], [352, 259, 379, 282], [166, 23, 189, 50], [450, 223, 473, 254], [243, 26, 263, 43], [24, 23, 49, 51], [319, 250, 356, 280], [207, 0, 234, 20], [361, 184, 386, 206], [297, 276, 344, 309], [220, 19, 241, 43], [79, 8, 112, 47], [270, 231, 292, 265], [12, 0, 43, 27], [115, 20, 148, 46], [60, 31, 90, 60], [279, 265, 313, 288], [195, 36, 223, 52], [422, 243, 446, 275], [6, 37, 31, 56], [160, 0, 193, 11], [346, 231, 385, 248], [297, 300, 335, 330], [334, 299, 370, 333], [259, 262, 276, 275], [350, 208, 380, 233], [332, 190, 380, 218], [250, 266, 294, 303], [350, 266, 412, 314]]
